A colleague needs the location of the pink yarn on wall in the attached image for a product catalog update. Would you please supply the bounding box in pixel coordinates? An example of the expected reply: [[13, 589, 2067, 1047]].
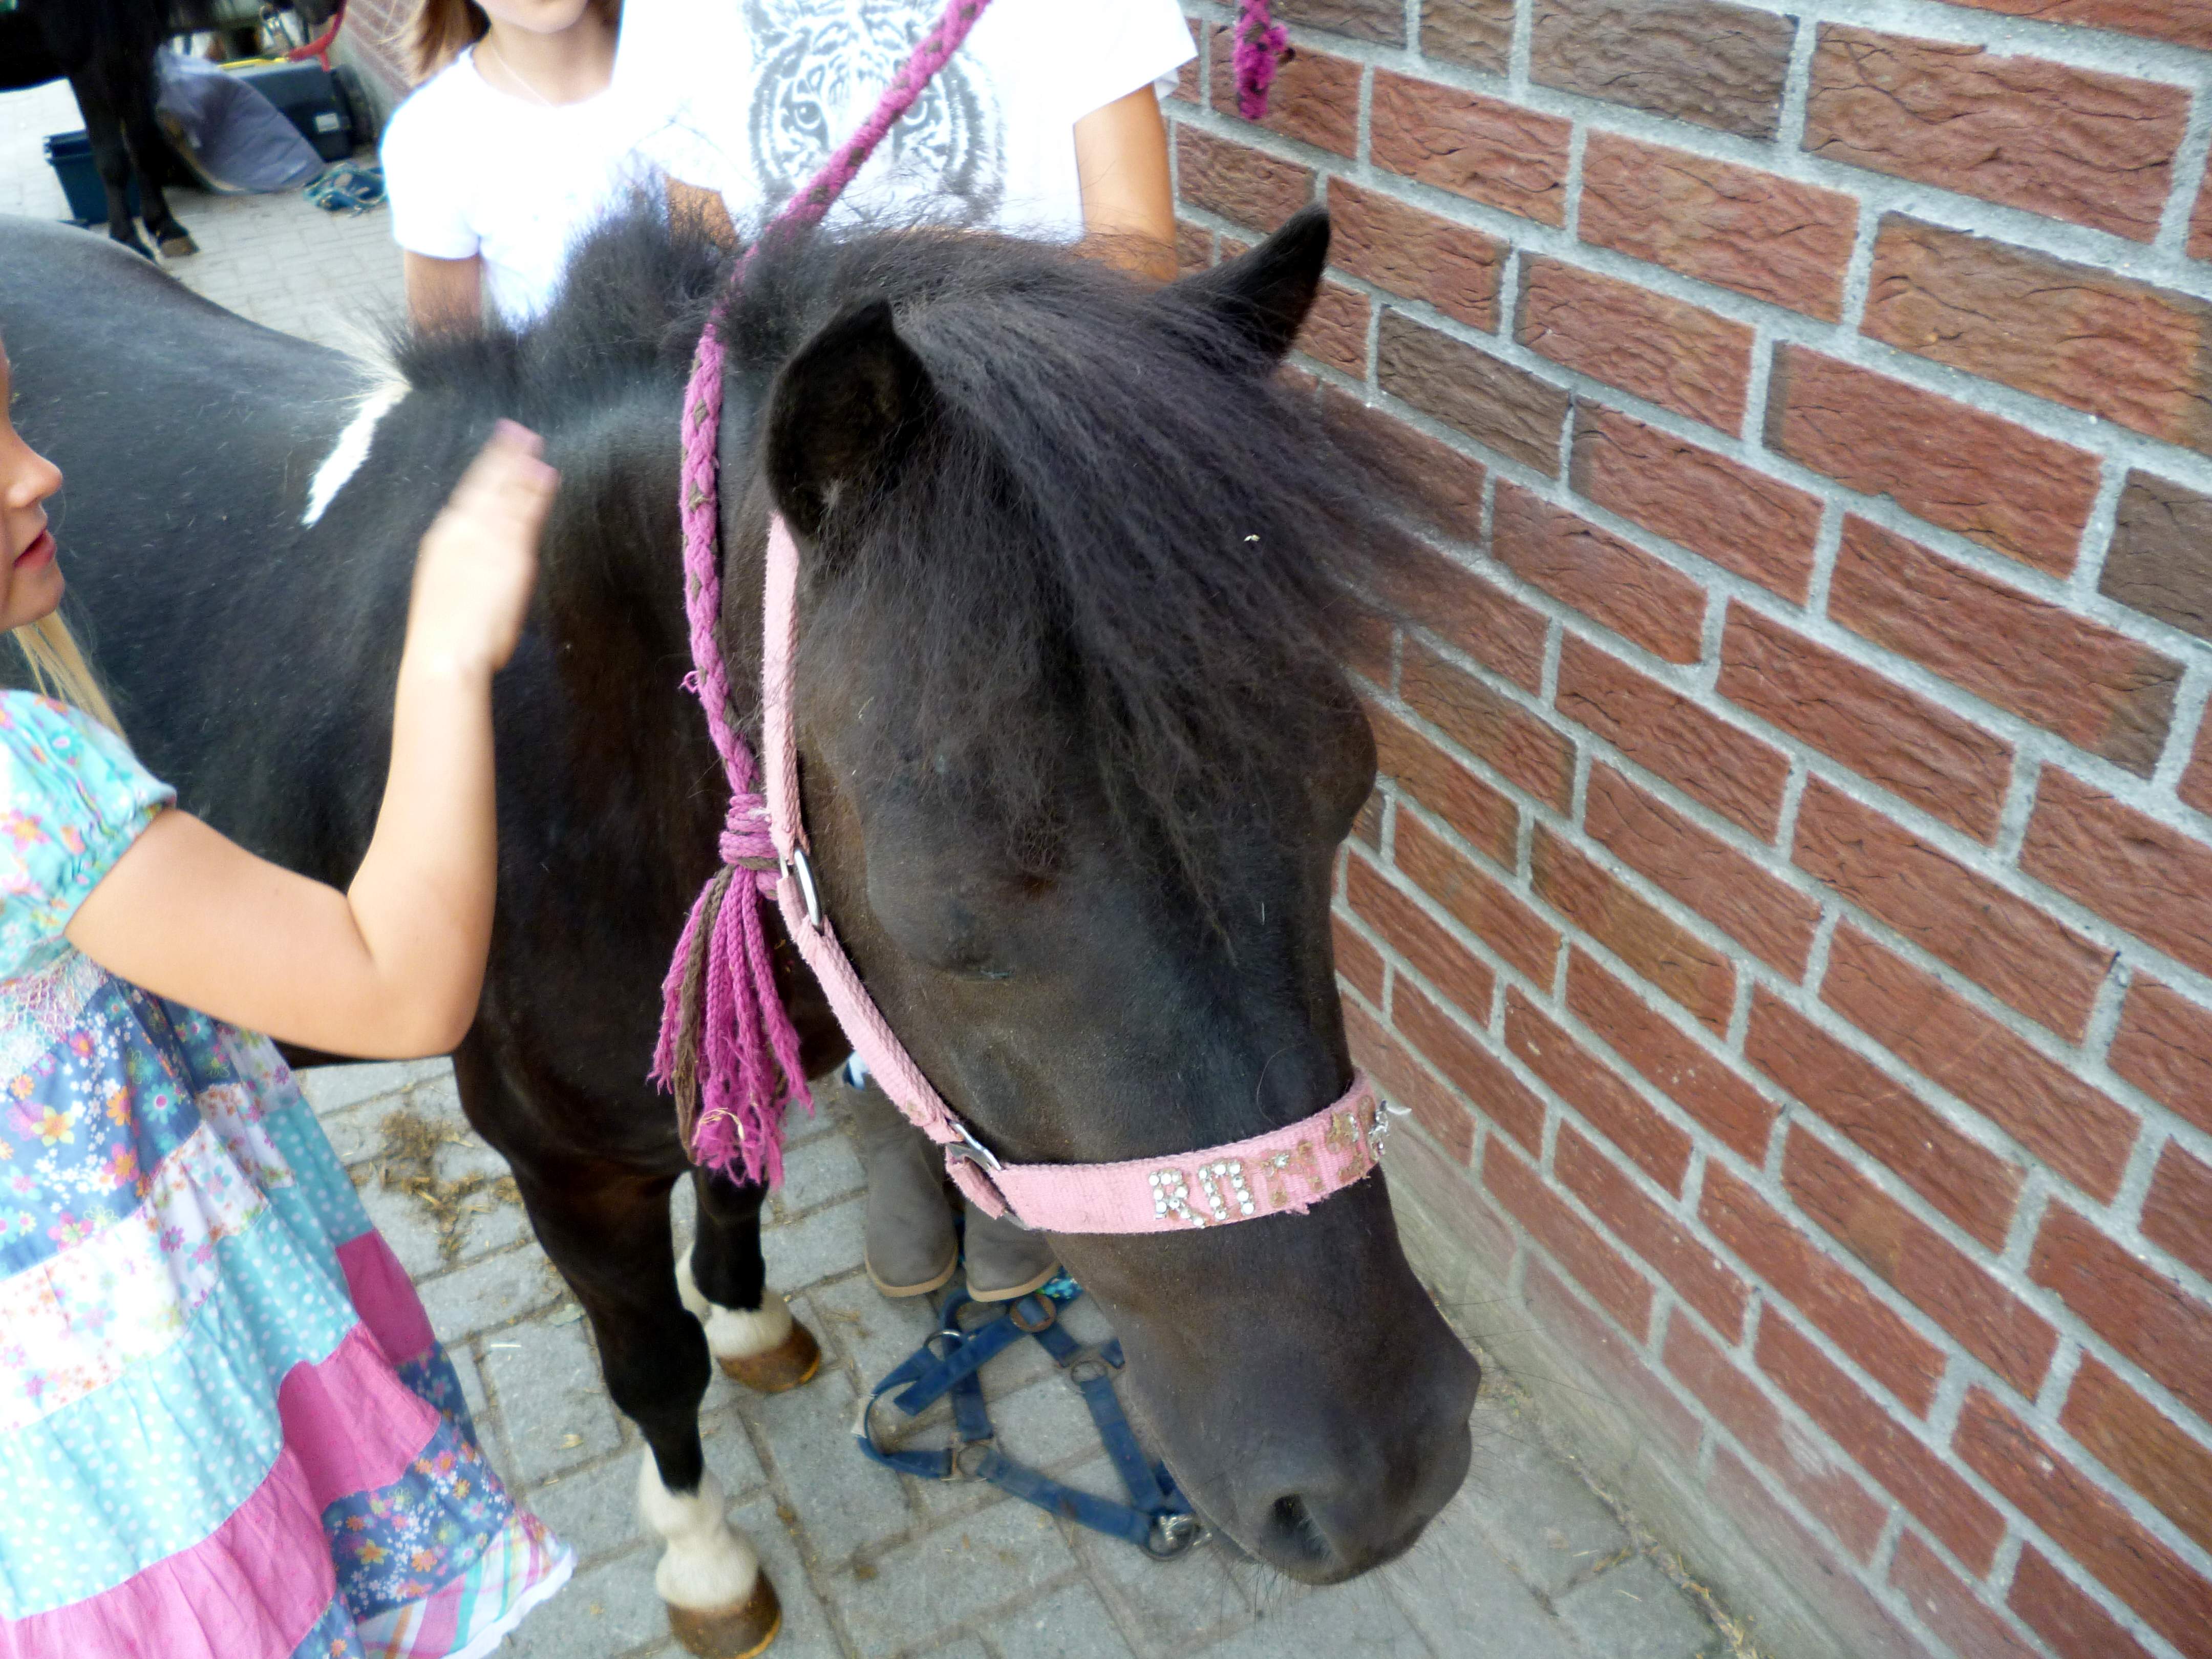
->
[[1233, 0, 1288, 120]]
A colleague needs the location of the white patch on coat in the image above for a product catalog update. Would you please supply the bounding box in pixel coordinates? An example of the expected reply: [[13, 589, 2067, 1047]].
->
[[636, 1458, 761, 1610], [675, 1243, 795, 1360], [302, 383, 403, 526]]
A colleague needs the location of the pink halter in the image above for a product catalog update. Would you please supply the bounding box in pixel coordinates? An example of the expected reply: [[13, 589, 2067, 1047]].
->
[[652, 0, 1386, 1233]]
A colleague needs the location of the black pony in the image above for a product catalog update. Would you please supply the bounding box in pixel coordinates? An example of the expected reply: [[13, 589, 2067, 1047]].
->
[[0, 204, 1481, 1649], [0, 0, 268, 258]]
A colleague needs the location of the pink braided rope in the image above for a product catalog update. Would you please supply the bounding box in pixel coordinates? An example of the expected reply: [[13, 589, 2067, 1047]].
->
[[654, 0, 995, 1185], [1232, 0, 1287, 120]]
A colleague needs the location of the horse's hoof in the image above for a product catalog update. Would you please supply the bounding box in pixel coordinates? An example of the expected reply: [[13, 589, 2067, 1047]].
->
[[667, 1571, 782, 1658], [156, 232, 198, 258], [717, 1315, 820, 1393]]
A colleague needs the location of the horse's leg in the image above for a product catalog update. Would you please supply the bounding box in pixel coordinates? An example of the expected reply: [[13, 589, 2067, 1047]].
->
[[120, 85, 195, 258], [449, 1046, 782, 1659], [680, 1165, 823, 1393], [73, 82, 153, 258]]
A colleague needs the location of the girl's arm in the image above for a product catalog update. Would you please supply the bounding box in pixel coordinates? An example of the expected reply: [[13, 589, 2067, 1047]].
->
[[66, 425, 554, 1059], [1074, 84, 1177, 282], [405, 250, 485, 331]]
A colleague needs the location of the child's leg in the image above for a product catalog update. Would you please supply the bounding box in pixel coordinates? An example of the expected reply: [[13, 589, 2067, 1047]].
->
[[843, 1067, 960, 1298]]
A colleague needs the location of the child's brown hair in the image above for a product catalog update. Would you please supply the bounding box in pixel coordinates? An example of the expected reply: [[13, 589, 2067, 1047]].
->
[[409, 0, 622, 81]]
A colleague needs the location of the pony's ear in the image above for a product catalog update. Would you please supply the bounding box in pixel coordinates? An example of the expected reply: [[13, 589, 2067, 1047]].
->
[[764, 299, 934, 540], [1168, 205, 1330, 365]]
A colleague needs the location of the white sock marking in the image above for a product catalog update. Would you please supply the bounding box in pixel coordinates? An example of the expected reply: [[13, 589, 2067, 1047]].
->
[[636, 1458, 762, 1611], [675, 1244, 795, 1360], [302, 384, 402, 527]]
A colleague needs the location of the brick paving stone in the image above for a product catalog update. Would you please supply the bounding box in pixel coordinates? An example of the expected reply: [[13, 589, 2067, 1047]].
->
[[530, 1452, 656, 1566], [729, 1492, 845, 1659], [1555, 1554, 1715, 1659], [1068, 1506, 1251, 1659], [1384, 1494, 1584, 1656], [301, 1060, 426, 1115], [763, 1199, 869, 1292], [1462, 1411, 1632, 1596], [1186, 1579, 1430, 1658], [775, 1131, 865, 1219], [503, 1548, 670, 1659], [354, 1165, 466, 1281], [984, 1581, 1138, 1659], [418, 1243, 567, 1338], [749, 1362, 919, 1569], [486, 1317, 631, 1487], [832, 1498, 1083, 1658]]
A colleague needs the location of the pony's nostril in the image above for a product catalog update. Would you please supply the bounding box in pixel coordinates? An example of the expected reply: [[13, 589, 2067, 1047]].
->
[[1264, 1493, 1332, 1565]]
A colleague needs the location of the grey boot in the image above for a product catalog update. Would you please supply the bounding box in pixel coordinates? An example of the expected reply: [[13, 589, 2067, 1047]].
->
[[844, 1074, 959, 1298], [963, 1201, 1059, 1302]]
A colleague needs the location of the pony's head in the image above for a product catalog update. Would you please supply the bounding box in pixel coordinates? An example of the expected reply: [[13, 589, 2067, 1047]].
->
[[734, 209, 1480, 1580]]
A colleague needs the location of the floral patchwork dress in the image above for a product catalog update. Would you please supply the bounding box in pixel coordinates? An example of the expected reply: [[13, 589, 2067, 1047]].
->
[[0, 693, 572, 1658]]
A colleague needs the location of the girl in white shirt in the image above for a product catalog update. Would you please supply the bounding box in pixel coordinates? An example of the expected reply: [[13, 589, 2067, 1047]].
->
[[381, 0, 652, 328]]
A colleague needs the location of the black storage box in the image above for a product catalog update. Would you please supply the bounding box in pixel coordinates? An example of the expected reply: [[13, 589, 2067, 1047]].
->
[[233, 60, 353, 161], [44, 132, 138, 224]]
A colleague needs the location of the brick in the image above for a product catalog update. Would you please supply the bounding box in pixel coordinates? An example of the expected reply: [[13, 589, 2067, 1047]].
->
[[2009, 1549, 2160, 1659], [1837, 518, 2183, 778], [1555, 635, 1789, 839], [1394, 1119, 1516, 1268], [1702, 1165, 1947, 1414], [2024, 769, 2212, 982], [2184, 716, 2212, 818], [1585, 765, 1820, 978], [1758, 1315, 2006, 1572], [1558, 1125, 1746, 1335], [1268, 0, 1403, 44], [1421, 0, 1514, 72], [1347, 852, 1497, 1017], [1864, 218, 2212, 459], [1718, 604, 2012, 842], [2144, 1141, 2212, 1284], [1579, 133, 1857, 322], [1209, 33, 1359, 156], [2108, 975, 2212, 1138], [2104, 470, 2212, 645], [1370, 703, 1518, 865], [1747, 994, 2024, 1251], [1782, 1128, 2057, 1396], [2196, 155, 2212, 264], [1889, 1532, 2044, 1659], [1322, 390, 1491, 546], [2064, 1355, 2212, 1560], [1343, 997, 1476, 1161], [1370, 72, 1572, 226], [1518, 258, 1754, 433], [1326, 180, 1505, 333], [1956, 1389, 2212, 1659], [1567, 950, 1777, 1162], [1331, 910, 1386, 1005], [1523, 1259, 1702, 1457], [1933, 0, 2212, 51], [1378, 312, 1571, 473], [1570, 403, 1822, 604], [1706, 1447, 1938, 1659], [1169, 16, 1200, 104], [1493, 484, 1706, 664], [1765, 347, 2098, 576], [1507, 991, 1693, 1193], [1665, 1320, 1887, 1561], [1396, 546, 1548, 692], [1486, 1140, 1654, 1335], [1395, 812, 1561, 986], [1174, 219, 1211, 275], [1297, 279, 1370, 377], [1533, 830, 1734, 1031], [1174, 127, 1314, 231], [1392, 978, 1546, 1156], [1803, 26, 2187, 243], [1401, 639, 1575, 811], [1794, 780, 2113, 1041], [1530, 0, 1794, 139], [1822, 927, 2139, 1203], [2031, 1203, 2212, 1428], [1353, 790, 1384, 849]]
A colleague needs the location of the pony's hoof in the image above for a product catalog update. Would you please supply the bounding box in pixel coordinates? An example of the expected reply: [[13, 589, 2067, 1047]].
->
[[156, 232, 198, 258], [717, 1315, 820, 1393], [668, 1571, 782, 1658]]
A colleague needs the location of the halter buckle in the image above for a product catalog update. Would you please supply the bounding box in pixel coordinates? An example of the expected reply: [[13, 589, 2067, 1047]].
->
[[780, 845, 823, 929]]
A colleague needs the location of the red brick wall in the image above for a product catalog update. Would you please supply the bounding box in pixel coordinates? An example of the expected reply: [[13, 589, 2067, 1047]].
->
[[1168, 6, 2212, 1657]]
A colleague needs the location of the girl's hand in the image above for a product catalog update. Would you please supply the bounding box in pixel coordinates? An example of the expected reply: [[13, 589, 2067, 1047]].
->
[[406, 420, 557, 678]]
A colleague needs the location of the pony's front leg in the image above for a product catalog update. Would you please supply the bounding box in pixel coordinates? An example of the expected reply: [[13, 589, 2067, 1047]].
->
[[680, 1164, 823, 1393], [73, 86, 152, 258]]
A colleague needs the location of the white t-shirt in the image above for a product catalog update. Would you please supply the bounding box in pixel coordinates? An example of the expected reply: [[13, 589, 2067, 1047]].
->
[[381, 48, 661, 323], [614, 0, 1195, 243]]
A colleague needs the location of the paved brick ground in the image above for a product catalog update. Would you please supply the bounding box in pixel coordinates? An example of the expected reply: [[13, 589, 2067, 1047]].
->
[[1, 73, 1737, 1658]]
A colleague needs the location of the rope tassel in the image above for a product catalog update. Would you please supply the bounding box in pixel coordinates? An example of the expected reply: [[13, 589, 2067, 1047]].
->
[[1233, 0, 1287, 120]]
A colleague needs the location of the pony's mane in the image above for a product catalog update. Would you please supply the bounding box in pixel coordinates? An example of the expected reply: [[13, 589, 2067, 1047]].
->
[[394, 206, 1437, 887]]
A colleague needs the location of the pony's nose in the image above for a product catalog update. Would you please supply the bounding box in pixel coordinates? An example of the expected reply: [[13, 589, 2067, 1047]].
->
[[1247, 1350, 1479, 1581]]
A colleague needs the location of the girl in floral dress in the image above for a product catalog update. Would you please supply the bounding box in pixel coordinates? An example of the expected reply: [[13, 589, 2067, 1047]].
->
[[0, 333, 573, 1659]]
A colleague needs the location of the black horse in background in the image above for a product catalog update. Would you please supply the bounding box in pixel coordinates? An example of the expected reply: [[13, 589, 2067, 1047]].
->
[[0, 204, 1482, 1651], [0, 0, 317, 258]]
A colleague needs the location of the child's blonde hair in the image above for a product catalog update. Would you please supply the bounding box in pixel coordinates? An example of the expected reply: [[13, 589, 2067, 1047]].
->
[[409, 0, 622, 81], [13, 615, 121, 733]]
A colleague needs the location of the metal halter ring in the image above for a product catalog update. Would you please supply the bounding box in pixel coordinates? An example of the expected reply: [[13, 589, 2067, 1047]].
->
[[1144, 1512, 1202, 1560], [952, 1439, 995, 1481], [780, 845, 823, 929]]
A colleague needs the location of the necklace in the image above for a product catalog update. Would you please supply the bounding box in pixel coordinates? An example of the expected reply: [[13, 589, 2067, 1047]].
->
[[478, 34, 559, 109]]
